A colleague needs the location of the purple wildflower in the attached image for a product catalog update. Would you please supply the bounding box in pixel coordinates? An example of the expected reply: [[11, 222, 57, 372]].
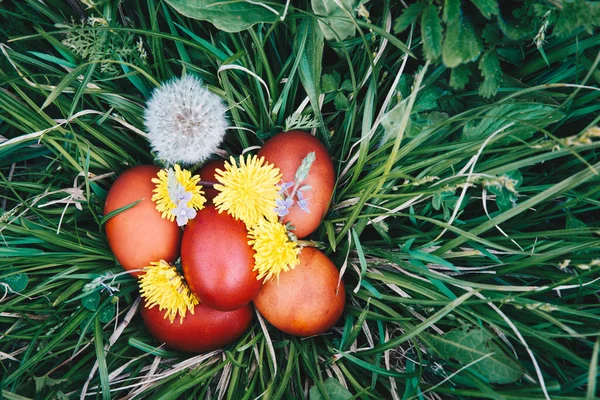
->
[[275, 197, 294, 217], [173, 200, 197, 226], [169, 184, 193, 205], [296, 190, 310, 213], [277, 181, 294, 195]]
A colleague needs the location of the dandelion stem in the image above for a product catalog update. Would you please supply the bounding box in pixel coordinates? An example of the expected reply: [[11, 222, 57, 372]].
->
[[198, 180, 216, 188]]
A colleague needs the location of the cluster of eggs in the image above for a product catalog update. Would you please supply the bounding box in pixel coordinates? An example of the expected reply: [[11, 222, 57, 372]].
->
[[103, 131, 346, 352]]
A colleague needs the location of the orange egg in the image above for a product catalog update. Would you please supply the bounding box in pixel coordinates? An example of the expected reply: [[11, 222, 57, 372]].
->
[[104, 165, 181, 277], [253, 247, 345, 337], [258, 130, 335, 238], [141, 300, 253, 353], [181, 205, 261, 311]]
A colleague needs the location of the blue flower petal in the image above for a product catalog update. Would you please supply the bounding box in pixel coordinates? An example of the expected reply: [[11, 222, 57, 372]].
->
[[275, 197, 294, 217], [298, 198, 310, 213], [277, 181, 294, 194], [173, 200, 197, 226]]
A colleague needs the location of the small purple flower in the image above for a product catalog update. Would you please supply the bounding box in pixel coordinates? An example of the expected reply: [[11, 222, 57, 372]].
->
[[275, 197, 294, 217], [169, 184, 193, 205], [173, 200, 197, 226], [296, 190, 310, 213], [277, 181, 294, 195]]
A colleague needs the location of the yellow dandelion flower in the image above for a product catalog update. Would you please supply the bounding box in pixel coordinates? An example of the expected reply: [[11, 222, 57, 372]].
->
[[152, 164, 206, 226], [248, 219, 300, 282], [139, 260, 200, 323], [213, 155, 282, 227]]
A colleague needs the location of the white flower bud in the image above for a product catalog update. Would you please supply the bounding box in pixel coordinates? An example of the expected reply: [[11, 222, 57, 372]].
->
[[144, 75, 228, 165]]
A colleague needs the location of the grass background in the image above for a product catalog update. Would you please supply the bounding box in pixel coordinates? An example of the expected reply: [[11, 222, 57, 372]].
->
[[1, 0, 600, 399]]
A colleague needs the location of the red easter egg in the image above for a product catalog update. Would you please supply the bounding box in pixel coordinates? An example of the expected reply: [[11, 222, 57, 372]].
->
[[104, 165, 181, 277], [181, 205, 261, 311], [258, 131, 334, 238]]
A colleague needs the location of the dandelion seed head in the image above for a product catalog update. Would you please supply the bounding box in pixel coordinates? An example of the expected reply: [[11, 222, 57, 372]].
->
[[145, 75, 228, 165]]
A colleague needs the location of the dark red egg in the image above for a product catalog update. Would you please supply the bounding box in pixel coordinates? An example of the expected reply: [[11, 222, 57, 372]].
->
[[181, 205, 261, 311], [104, 165, 181, 277], [258, 130, 334, 238], [198, 159, 225, 202], [140, 301, 253, 353]]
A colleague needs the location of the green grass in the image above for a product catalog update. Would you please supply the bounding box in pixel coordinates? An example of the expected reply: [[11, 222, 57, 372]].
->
[[1, 1, 600, 399]]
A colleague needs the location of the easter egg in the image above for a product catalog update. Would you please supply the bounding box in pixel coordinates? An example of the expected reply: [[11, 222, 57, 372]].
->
[[258, 130, 334, 238], [198, 159, 225, 202], [253, 247, 345, 337], [141, 301, 253, 353], [104, 165, 181, 277], [181, 205, 261, 311]]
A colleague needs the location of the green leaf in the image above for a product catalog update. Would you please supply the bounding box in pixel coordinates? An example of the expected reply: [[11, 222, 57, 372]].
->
[[414, 87, 444, 113], [481, 23, 500, 45], [40, 63, 88, 110], [433, 192, 442, 211], [174, 22, 228, 62], [1, 273, 28, 293], [309, 378, 352, 400], [120, 60, 149, 97], [98, 304, 116, 324], [409, 205, 417, 226], [504, 170, 523, 188], [94, 318, 111, 400], [450, 65, 471, 90], [497, 11, 535, 40], [55, 391, 70, 400], [324, 220, 337, 251], [351, 228, 367, 278], [295, 18, 329, 145], [462, 103, 564, 142], [470, 0, 499, 19], [487, 184, 516, 213], [295, 152, 317, 183], [566, 211, 588, 230], [478, 49, 502, 98], [426, 325, 523, 384], [81, 291, 100, 311], [468, 241, 502, 264], [361, 279, 383, 299], [554, 0, 600, 37], [311, 0, 359, 41], [410, 259, 457, 299], [284, 114, 320, 132], [445, 194, 470, 213], [408, 249, 457, 272], [393, 2, 426, 34], [449, 65, 472, 90], [433, 190, 453, 211], [339, 78, 353, 91], [99, 199, 142, 228], [322, 72, 340, 93], [34, 374, 67, 393], [164, 0, 284, 33], [29, 51, 76, 68], [443, 0, 460, 23], [334, 91, 350, 111], [380, 100, 408, 144], [403, 238, 416, 253], [421, 5, 443, 61], [442, 13, 482, 68]]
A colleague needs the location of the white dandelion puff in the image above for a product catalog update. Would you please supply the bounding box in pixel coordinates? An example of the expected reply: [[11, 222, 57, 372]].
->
[[144, 75, 228, 165]]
